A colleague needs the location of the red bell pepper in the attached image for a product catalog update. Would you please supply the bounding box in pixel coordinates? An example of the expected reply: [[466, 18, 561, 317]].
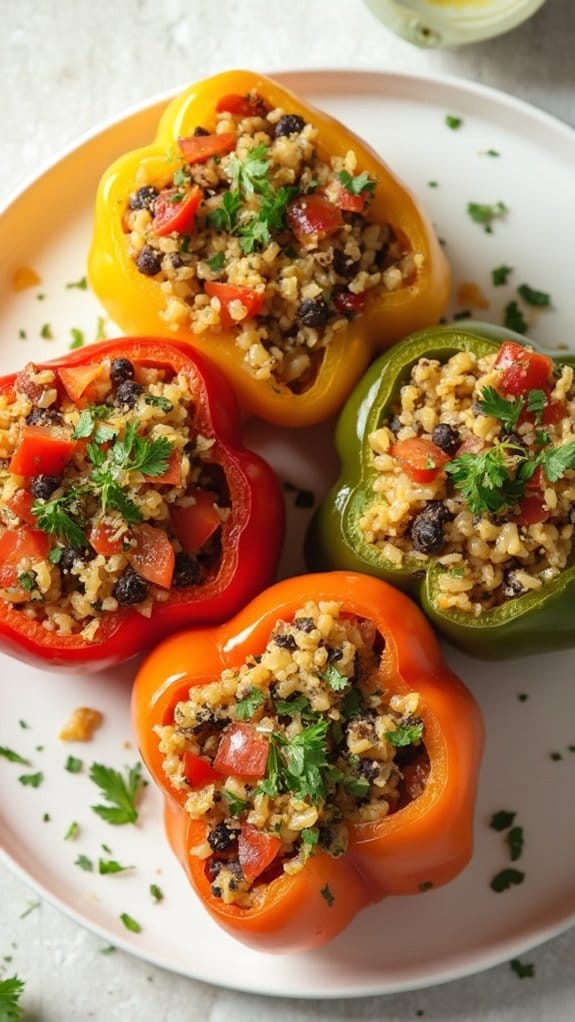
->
[[0, 338, 284, 671], [132, 572, 484, 953]]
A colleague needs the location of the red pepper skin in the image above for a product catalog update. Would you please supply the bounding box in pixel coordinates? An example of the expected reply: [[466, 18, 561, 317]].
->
[[132, 572, 483, 953], [0, 338, 285, 672], [496, 342, 553, 395]]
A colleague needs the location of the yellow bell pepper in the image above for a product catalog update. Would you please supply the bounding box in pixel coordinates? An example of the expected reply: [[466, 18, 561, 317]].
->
[[88, 69, 450, 427]]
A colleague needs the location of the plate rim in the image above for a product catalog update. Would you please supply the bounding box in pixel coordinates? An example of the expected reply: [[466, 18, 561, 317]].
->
[[2, 65, 575, 999]]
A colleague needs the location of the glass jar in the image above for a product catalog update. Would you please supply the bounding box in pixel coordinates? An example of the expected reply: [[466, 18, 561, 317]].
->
[[363, 0, 546, 47]]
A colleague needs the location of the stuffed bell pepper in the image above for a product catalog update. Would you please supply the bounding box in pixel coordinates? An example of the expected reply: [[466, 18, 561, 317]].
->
[[88, 69, 449, 427], [132, 571, 483, 952], [0, 338, 284, 670], [307, 323, 575, 659]]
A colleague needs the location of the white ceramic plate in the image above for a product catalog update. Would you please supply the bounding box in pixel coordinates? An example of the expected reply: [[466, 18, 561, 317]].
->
[[1, 69, 575, 999]]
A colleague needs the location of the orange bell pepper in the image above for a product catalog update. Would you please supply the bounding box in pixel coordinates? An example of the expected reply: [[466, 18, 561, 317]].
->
[[88, 69, 450, 427], [132, 571, 483, 953]]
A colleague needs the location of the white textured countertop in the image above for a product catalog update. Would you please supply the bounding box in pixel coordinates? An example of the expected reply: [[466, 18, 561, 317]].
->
[[2, 1, 575, 1018]]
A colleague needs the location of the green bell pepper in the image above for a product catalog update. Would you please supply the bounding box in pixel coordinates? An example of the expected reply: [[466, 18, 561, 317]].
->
[[306, 323, 575, 660]]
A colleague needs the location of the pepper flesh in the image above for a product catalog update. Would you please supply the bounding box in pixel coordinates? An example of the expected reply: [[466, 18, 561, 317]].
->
[[132, 571, 483, 953], [306, 322, 575, 660], [88, 69, 450, 427], [0, 337, 284, 671]]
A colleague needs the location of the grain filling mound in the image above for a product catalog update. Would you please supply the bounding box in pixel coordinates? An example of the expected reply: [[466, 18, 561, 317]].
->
[[125, 89, 421, 389], [157, 600, 427, 907], [362, 348, 575, 616], [0, 357, 228, 638]]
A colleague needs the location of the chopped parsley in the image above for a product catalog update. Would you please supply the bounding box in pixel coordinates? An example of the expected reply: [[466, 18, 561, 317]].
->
[[259, 719, 332, 803], [75, 854, 93, 872], [18, 329, 27, 340], [506, 825, 524, 862], [445, 114, 462, 130], [490, 867, 525, 893], [98, 858, 134, 875], [228, 142, 271, 198], [143, 393, 173, 413], [65, 755, 83, 774], [19, 900, 40, 918], [120, 912, 142, 934], [467, 201, 508, 232], [320, 665, 349, 692], [40, 323, 53, 340], [32, 489, 87, 549], [0, 975, 25, 1020], [492, 264, 513, 286], [477, 387, 525, 431], [385, 721, 424, 747], [150, 883, 164, 903], [89, 762, 142, 825], [16, 572, 36, 593], [42, 812, 51, 822], [427, 180, 438, 188], [337, 170, 375, 196], [503, 300, 528, 334], [518, 283, 551, 307], [301, 827, 319, 850], [222, 790, 249, 817], [484, 149, 500, 157], [207, 190, 241, 232], [445, 442, 539, 516], [490, 810, 516, 832], [69, 328, 85, 350], [18, 772, 43, 788], [542, 441, 575, 481], [207, 252, 225, 272], [549, 751, 562, 761], [66, 276, 88, 290], [510, 958, 534, 979], [235, 688, 265, 720], [64, 821, 80, 841], [18, 720, 29, 730], [320, 883, 335, 906]]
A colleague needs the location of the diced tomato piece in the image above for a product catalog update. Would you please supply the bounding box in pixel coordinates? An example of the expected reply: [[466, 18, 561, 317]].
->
[[333, 287, 367, 316], [391, 438, 450, 483], [0, 526, 50, 590], [58, 365, 104, 402], [287, 193, 344, 240], [213, 722, 269, 780], [495, 342, 553, 396], [129, 523, 175, 589], [326, 180, 369, 214], [9, 426, 77, 477], [89, 522, 125, 557], [215, 93, 270, 117], [204, 281, 264, 328], [525, 465, 545, 491], [177, 133, 236, 165], [455, 435, 486, 457], [516, 494, 550, 526], [152, 185, 203, 237], [171, 489, 221, 555], [3, 489, 37, 526], [143, 449, 182, 487], [542, 399, 566, 426], [238, 823, 281, 884], [182, 750, 220, 788]]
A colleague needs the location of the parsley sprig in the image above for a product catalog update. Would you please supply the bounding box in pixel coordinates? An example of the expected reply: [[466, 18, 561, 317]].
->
[[89, 762, 142, 825], [0, 975, 25, 1021], [337, 170, 375, 196]]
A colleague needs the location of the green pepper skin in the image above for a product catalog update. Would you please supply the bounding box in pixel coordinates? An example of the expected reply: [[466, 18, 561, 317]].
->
[[306, 323, 575, 660]]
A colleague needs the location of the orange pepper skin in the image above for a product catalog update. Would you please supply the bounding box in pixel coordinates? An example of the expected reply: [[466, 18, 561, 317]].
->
[[88, 69, 450, 428], [132, 572, 483, 953]]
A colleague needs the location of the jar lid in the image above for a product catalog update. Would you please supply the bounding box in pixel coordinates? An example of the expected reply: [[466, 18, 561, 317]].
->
[[363, 0, 546, 47]]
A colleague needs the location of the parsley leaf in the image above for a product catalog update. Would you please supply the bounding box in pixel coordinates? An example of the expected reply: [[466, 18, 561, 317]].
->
[[150, 883, 164, 902], [228, 142, 271, 198], [490, 867, 525, 893], [477, 387, 523, 431], [385, 721, 424, 747], [120, 912, 142, 933], [0, 747, 29, 765], [236, 688, 265, 720], [261, 720, 331, 803], [492, 264, 513, 286], [490, 810, 516, 831], [526, 388, 547, 424], [143, 394, 173, 412], [18, 772, 43, 788], [467, 201, 508, 232], [506, 825, 524, 862], [66, 276, 88, 290], [0, 975, 25, 1021], [518, 283, 551, 307], [445, 445, 527, 515], [320, 664, 349, 692], [32, 490, 87, 549], [542, 441, 575, 482], [207, 252, 225, 272], [222, 790, 249, 817], [510, 958, 534, 979], [445, 114, 462, 130], [73, 409, 95, 439], [337, 170, 375, 196], [69, 328, 85, 350], [98, 858, 134, 875], [207, 190, 242, 232], [75, 854, 93, 872], [65, 755, 83, 774], [342, 775, 370, 798], [89, 762, 142, 825], [504, 300, 528, 334], [64, 821, 79, 840]]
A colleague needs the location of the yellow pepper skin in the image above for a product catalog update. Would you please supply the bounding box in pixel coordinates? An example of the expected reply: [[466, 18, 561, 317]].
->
[[88, 69, 450, 427]]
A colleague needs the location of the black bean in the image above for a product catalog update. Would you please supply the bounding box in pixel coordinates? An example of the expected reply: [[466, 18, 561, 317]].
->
[[173, 551, 200, 588], [327, 647, 343, 664], [431, 423, 460, 456], [114, 380, 143, 408], [273, 633, 297, 650], [25, 407, 63, 427], [273, 114, 306, 138], [128, 185, 158, 211], [388, 415, 403, 437], [296, 297, 331, 328], [59, 547, 87, 573], [295, 616, 315, 632], [135, 246, 162, 277], [332, 249, 360, 278], [30, 475, 62, 500], [113, 569, 149, 605], [193, 126, 210, 137], [207, 859, 224, 882], [109, 357, 135, 385], [207, 822, 238, 853], [169, 253, 185, 270], [357, 759, 379, 782], [503, 571, 526, 598], [410, 501, 452, 555]]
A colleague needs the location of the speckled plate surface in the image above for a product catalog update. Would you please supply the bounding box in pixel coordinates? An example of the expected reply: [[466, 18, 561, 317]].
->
[[1, 70, 575, 998]]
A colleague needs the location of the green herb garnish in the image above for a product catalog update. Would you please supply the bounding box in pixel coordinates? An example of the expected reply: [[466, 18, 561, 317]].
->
[[207, 252, 225, 272], [16, 572, 36, 593], [64, 821, 79, 841], [69, 328, 85, 350], [89, 762, 142, 825], [490, 810, 516, 832], [337, 170, 375, 196], [40, 323, 53, 340], [228, 142, 271, 198], [32, 490, 87, 549], [518, 284, 551, 307], [506, 825, 524, 862], [66, 276, 88, 290], [510, 958, 534, 979], [2, 747, 31, 766], [143, 394, 173, 412], [18, 772, 43, 788], [320, 664, 349, 692], [222, 790, 249, 817], [120, 913, 142, 934], [75, 854, 93, 872], [503, 300, 528, 334], [445, 443, 537, 516], [260, 719, 331, 803], [0, 975, 25, 1020], [98, 858, 134, 875], [150, 883, 164, 903], [492, 264, 513, 286], [467, 201, 508, 232], [385, 721, 424, 747], [65, 755, 83, 774], [236, 688, 265, 720], [445, 114, 462, 130], [207, 190, 241, 232], [490, 867, 525, 893]]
